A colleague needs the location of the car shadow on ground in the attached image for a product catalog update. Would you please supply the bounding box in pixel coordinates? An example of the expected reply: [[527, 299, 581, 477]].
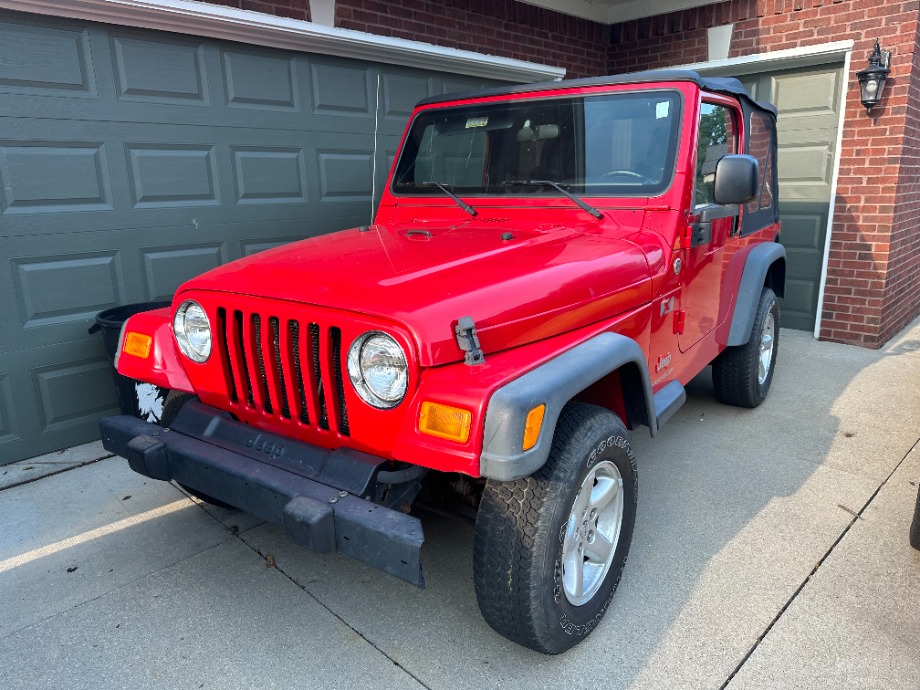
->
[[227, 327, 919, 689], [2, 326, 918, 690]]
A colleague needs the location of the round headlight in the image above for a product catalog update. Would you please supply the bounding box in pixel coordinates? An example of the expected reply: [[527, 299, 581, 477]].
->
[[173, 300, 211, 363], [347, 332, 408, 409]]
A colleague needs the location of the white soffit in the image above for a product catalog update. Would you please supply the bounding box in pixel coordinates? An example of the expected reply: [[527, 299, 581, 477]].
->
[[518, 0, 721, 24], [2, 0, 567, 82]]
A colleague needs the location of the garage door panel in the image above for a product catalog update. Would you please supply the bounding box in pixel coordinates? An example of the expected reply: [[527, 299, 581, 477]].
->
[[126, 144, 220, 209], [777, 143, 834, 196], [311, 60, 371, 116], [781, 278, 819, 331], [772, 69, 840, 118], [0, 140, 113, 214], [0, 15, 96, 98], [111, 33, 209, 105], [13, 251, 125, 330], [32, 353, 119, 434], [140, 243, 228, 302], [383, 73, 436, 120], [0, 372, 20, 450], [221, 48, 299, 111], [231, 146, 307, 204], [318, 149, 374, 203], [0, 337, 122, 463]]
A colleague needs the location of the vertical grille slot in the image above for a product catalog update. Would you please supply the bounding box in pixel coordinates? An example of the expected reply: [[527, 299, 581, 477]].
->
[[330, 327, 349, 436], [216, 308, 238, 403], [269, 317, 291, 419], [309, 322, 329, 430], [252, 314, 273, 414], [234, 310, 254, 407], [214, 304, 357, 438], [289, 320, 310, 424]]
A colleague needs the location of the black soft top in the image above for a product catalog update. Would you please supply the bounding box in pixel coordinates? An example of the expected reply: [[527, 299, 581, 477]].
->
[[417, 69, 777, 117]]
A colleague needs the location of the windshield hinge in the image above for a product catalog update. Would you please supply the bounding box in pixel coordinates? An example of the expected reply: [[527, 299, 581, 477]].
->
[[454, 316, 485, 366]]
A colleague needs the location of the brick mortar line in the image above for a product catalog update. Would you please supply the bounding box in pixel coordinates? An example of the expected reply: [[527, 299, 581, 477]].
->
[[718, 435, 920, 689]]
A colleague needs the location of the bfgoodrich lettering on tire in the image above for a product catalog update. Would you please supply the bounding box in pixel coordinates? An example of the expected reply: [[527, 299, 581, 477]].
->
[[472, 402, 637, 654]]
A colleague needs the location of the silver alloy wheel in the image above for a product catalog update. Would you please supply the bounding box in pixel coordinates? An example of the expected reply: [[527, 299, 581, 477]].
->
[[562, 459, 624, 606], [758, 311, 775, 385]]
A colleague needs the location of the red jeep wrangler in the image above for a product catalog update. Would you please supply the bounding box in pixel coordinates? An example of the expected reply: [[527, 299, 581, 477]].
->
[[100, 70, 783, 654]]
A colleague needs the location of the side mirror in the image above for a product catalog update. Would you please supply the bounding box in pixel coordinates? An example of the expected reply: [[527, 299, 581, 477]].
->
[[713, 154, 758, 205]]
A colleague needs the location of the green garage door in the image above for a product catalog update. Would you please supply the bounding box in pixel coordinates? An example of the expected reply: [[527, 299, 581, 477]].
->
[[737, 64, 844, 331], [0, 9, 503, 464]]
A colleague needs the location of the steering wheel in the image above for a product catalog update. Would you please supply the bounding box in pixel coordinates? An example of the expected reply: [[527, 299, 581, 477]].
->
[[602, 170, 645, 179]]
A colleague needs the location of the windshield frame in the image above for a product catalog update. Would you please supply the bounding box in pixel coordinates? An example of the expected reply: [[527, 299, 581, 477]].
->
[[390, 87, 685, 201]]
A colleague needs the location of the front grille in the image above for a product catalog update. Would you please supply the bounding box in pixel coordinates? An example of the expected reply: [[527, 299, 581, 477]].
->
[[215, 307, 350, 436]]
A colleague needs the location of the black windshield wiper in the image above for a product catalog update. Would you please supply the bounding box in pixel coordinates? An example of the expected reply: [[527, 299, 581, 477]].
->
[[419, 181, 478, 217], [503, 180, 603, 220]]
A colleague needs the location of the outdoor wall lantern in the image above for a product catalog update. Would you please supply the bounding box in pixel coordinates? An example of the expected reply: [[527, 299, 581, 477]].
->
[[856, 39, 891, 113]]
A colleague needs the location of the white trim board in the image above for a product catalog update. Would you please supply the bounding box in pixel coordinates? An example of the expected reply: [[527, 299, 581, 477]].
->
[[678, 40, 854, 75], [2, 0, 567, 82], [679, 41, 853, 338]]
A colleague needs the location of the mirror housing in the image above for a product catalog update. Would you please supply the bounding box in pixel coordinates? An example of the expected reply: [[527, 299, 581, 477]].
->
[[713, 154, 759, 205]]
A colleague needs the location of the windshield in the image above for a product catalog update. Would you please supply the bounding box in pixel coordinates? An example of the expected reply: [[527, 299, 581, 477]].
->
[[392, 90, 682, 198]]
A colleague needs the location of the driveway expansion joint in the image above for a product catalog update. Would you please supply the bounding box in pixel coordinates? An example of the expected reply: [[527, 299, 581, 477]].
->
[[0, 454, 114, 493], [188, 498, 434, 690], [719, 435, 920, 689]]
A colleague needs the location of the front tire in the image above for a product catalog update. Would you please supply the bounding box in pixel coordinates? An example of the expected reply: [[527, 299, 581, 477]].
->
[[713, 287, 779, 408], [473, 403, 637, 654]]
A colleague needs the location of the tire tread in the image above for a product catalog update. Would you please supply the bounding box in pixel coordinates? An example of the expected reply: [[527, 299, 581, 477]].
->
[[473, 403, 634, 654]]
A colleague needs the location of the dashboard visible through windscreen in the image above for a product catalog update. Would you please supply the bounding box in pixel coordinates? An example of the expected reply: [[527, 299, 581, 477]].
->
[[392, 90, 682, 198]]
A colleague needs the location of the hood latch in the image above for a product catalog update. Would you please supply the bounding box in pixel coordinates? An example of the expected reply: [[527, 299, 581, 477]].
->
[[455, 316, 485, 366]]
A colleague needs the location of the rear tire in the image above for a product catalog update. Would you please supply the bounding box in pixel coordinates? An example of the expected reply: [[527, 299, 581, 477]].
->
[[473, 403, 637, 654], [713, 287, 779, 408]]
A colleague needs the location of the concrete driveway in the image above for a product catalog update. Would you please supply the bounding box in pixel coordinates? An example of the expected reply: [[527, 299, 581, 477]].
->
[[2, 319, 919, 689]]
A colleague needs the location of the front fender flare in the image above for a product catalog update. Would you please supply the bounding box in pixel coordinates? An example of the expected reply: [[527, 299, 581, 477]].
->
[[479, 332, 655, 481]]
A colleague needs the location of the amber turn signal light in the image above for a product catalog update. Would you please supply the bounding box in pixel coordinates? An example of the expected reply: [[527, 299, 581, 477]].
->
[[124, 332, 152, 359], [523, 404, 546, 451], [418, 401, 472, 443]]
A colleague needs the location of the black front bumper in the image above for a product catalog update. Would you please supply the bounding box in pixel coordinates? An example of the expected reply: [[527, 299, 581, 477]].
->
[[99, 402, 424, 587]]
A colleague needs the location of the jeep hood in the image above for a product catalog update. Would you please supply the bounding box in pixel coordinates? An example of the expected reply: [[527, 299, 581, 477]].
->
[[180, 219, 653, 366]]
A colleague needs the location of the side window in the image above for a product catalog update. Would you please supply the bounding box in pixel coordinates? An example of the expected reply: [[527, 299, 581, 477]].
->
[[747, 113, 774, 214], [695, 103, 737, 208]]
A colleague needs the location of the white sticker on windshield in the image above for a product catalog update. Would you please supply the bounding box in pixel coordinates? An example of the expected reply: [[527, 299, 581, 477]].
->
[[465, 116, 488, 128], [656, 101, 670, 119]]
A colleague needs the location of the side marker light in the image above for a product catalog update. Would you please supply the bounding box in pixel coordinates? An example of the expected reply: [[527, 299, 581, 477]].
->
[[523, 404, 546, 451], [124, 332, 152, 359], [419, 401, 472, 444]]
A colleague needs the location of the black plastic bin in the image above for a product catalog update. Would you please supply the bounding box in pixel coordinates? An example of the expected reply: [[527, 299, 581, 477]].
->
[[90, 302, 172, 421]]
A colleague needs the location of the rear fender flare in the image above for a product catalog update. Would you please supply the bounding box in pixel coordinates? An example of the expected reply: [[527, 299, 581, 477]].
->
[[726, 243, 786, 347]]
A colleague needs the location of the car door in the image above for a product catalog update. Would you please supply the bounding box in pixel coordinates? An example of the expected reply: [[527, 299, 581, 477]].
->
[[678, 97, 742, 352]]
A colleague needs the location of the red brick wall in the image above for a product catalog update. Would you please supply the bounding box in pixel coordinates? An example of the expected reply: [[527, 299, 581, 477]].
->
[[334, 0, 608, 79], [208, 0, 311, 21], [609, 0, 920, 348], [207, 0, 607, 78], [883, 18, 920, 344]]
